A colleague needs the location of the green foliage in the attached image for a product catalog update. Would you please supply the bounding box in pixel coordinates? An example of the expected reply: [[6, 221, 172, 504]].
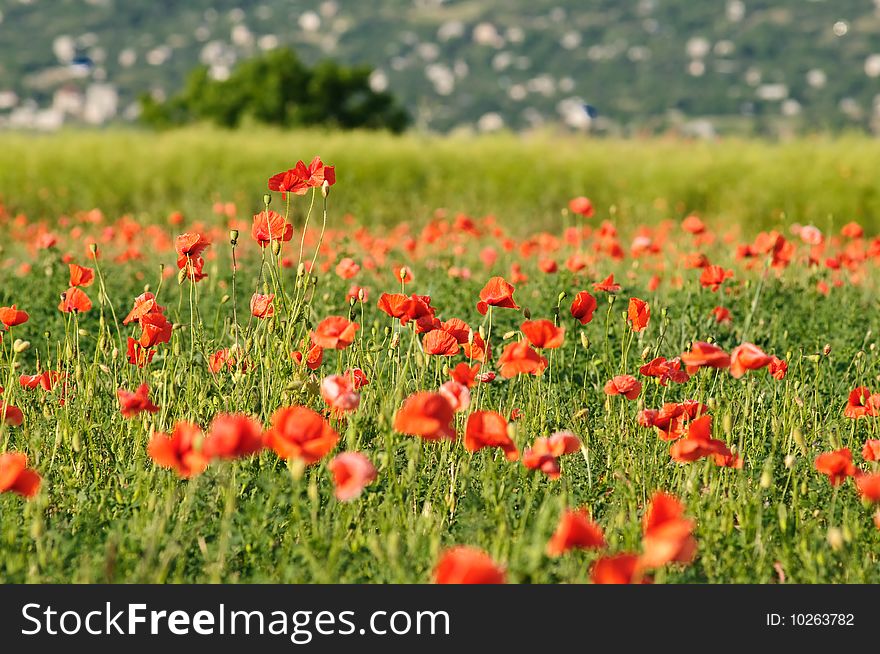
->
[[139, 49, 409, 132]]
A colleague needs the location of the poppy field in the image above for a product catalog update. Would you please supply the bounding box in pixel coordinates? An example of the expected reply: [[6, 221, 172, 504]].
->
[[1, 130, 880, 584]]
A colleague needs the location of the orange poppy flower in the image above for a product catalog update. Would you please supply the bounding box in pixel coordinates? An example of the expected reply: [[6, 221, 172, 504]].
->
[[464, 410, 519, 461], [208, 348, 248, 374], [126, 337, 155, 367], [639, 401, 707, 441], [0, 452, 41, 498], [546, 508, 605, 556], [497, 341, 547, 378], [590, 553, 651, 584], [250, 293, 275, 319], [681, 215, 706, 234], [58, 287, 92, 313], [593, 274, 621, 293], [522, 431, 581, 479], [680, 341, 731, 373], [814, 448, 857, 486], [844, 387, 880, 419], [669, 415, 738, 465], [117, 383, 160, 418], [450, 362, 481, 388], [438, 380, 470, 413], [520, 319, 565, 349], [729, 342, 773, 378], [265, 406, 339, 464], [335, 257, 361, 279], [328, 452, 377, 501], [434, 546, 506, 584], [148, 422, 209, 478], [345, 367, 370, 390], [476, 276, 519, 315], [462, 333, 491, 363], [568, 196, 594, 217], [570, 290, 598, 325], [0, 305, 29, 328], [202, 413, 265, 460], [393, 392, 456, 441], [68, 263, 95, 287], [603, 374, 642, 400], [640, 492, 697, 568], [292, 344, 324, 370], [699, 265, 733, 291], [862, 439, 880, 461], [268, 156, 334, 196], [311, 316, 359, 350], [627, 297, 650, 332], [711, 306, 732, 324], [423, 329, 460, 356], [122, 292, 165, 325], [139, 312, 172, 347], [639, 357, 689, 386], [0, 402, 23, 426], [175, 232, 210, 282], [321, 374, 361, 412], [768, 357, 788, 380], [251, 210, 293, 247], [856, 473, 880, 503]]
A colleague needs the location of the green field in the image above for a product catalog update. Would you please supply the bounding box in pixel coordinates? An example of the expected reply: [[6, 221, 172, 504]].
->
[[1, 130, 879, 583]]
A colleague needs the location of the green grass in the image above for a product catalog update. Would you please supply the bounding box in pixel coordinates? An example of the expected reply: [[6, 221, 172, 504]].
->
[[1, 129, 879, 583]]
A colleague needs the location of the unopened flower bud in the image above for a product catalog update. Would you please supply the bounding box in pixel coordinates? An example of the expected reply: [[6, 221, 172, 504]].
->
[[272, 239, 282, 256], [321, 180, 331, 198], [230, 229, 239, 245], [263, 194, 271, 206], [823, 343, 832, 356], [13, 339, 30, 353], [522, 307, 531, 320], [89, 243, 98, 255]]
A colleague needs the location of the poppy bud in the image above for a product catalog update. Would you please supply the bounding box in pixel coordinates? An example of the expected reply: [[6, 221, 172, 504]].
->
[[177, 268, 187, 285], [478, 325, 486, 341], [390, 333, 401, 349], [580, 332, 590, 349], [467, 329, 475, 345], [297, 263, 306, 277], [502, 330, 517, 340], [321, 180, 331, 198], [112, 347, 119, 360], [827, 527, 844, 551], [522, 307, 531, 320], [289, 457, 306, 481], [272, 240, 282, 256], [13, 339, 30, 353], [722, 412, 732, 435], [358, 288, 366, 302], [263, 194, 271, 206], [760, 468, 772, 489], [640, 346, 651, 360], [99, 364, 111, 374], [822, 343, 832, 356], [230, 229, 239, 245], [556, 291, 566, 303], [792, 428, 806, 454], [308, 477, 319, 505], [784, 454, 796, 469], [89, 243, 98, 255]]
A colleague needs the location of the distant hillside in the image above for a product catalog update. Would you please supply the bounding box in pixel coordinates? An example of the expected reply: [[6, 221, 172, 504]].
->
[[2, 0, 880, 135]]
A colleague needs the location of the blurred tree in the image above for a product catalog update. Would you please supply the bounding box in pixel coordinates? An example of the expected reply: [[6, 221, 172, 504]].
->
[[139, 49, 408, 132]]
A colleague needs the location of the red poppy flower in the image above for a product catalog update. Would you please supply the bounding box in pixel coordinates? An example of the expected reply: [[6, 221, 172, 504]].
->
[[311, 316, 359, 350], [711, 306, 732, 324], [175, 232, 210, 282], [476, 276, 519, 315], [0, 305, 29, 328], [568, 196, 594, 217], [591, 554, 651, 584], [699, 265, 733, 291], [123, 292, 165, 325], [321, 374, 361, 412], [640, 492, 697, 568], [345, 367, 370, 390], [208, 348, 248, 374], [462, 333, 491, 363], [521, 319, 565, 349], [638, 401, 707, 441], [292, 343, 324, 370], [434, 546, 506, 584], [814, 448, 857, 486], [538, 258, 558, 273], [328, 452, 377, 501], [0, 452, 41, 498], [335, 257, 360, 279], [639, 357, 689, 386], [147, 422, 209, 478], [393, 392, 456, 441], [117, 383, 160, 418], [680, 341, 731, 373], [497, 341, 548, 378], [202, 413, 265, 459], [58, 287, 92, 313], [450, 362, 481, 388], [265, 406, 339, 464], [669, 415, 738, 465], [729, 343, 773, 378], [570, 290, 598, 325], [627, 297, 650, 332], [464, 410, 519, 461], [593, 274, 621, 293], [139, 312, 172, 347], [522, 430, 580, 479], [604, 375, 642, 400], [681, 215, 706, 234], [0, 403, 23, 427], [841, 221, 864, 239], [268, 161, 311, 197], [423, 329, 460, 356], [768, 357, 788, 380], [251, 210, 293, 247], [250, 293, 275, 319], [844, 387, 880, 419], [127, 337, 155, 367], [438, 380, 470, 413], [546, 508, 605, 556], [862, 439, 880, 461], [68, 263, 94, 287], [856, 473, 880, 503]]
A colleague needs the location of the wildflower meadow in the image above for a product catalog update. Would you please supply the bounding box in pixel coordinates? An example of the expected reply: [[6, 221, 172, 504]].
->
[[1, 130, 879, 584]]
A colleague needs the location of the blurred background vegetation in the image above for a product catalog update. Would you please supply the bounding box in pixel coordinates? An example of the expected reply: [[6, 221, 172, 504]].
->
[[1, 128, 879, 232]]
